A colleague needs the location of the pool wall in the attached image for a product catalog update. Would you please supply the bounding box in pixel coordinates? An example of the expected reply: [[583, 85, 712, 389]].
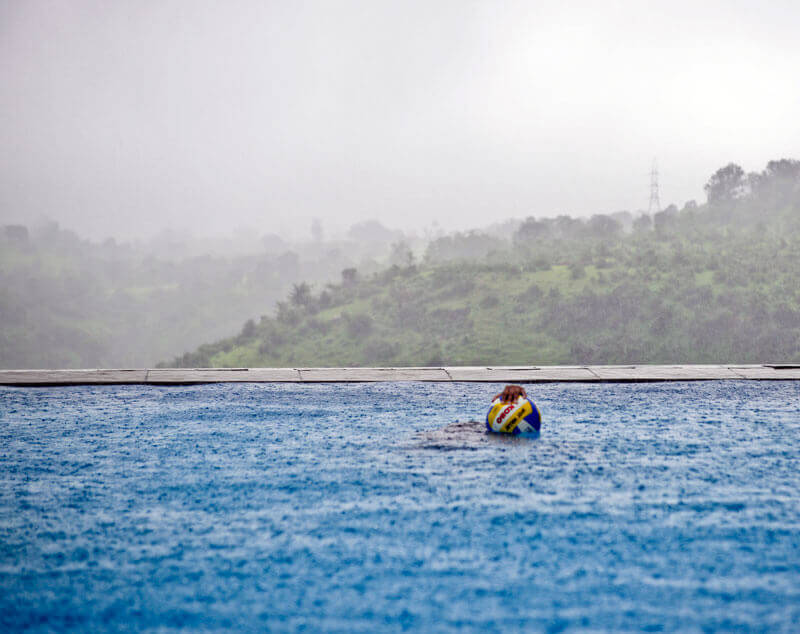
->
[[1, 364, 800, 385]]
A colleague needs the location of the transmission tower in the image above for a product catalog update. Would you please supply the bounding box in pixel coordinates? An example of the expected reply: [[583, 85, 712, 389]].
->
[[648, 160, 661, 213]]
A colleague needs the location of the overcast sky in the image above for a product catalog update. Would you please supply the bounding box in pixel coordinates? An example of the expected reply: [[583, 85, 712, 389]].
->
[[1, 0, 798, 241]]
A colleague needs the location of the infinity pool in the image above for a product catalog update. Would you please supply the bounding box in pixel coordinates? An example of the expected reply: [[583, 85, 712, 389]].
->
[[1, 382, 799, 632]]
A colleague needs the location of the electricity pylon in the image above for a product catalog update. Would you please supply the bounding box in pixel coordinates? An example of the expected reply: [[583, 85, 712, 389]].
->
[[648, 160, 661, 213]]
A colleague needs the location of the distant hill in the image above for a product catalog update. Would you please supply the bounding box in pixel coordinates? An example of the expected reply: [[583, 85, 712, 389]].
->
[[0, 224, 397, 368], [165, 160, 800, 367]]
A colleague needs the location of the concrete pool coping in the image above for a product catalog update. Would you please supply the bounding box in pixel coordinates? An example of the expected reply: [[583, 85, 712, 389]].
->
[[1, 365, 800, 385]]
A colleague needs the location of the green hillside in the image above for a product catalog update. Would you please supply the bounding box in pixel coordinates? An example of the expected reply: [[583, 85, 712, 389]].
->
[[167, 160, 800, 367]]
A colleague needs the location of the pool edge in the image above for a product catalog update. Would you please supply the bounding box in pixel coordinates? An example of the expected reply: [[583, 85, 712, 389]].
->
[[2, 365, 800, 385]]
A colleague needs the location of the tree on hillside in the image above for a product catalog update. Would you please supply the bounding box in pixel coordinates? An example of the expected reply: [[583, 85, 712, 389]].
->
[[240, 319, 257, 339], [3, 225, 29, 242], [554, 215, 584, 240], [704, 163, 746, 205], [341, 267, 359, 287], [424, 231, 495, 262], [654, 205, 678, 234], [290, 282, 312, 308], [587, 214, 622, 239], [515, 217, 552, 245], [632, 214, 652, 233], [752, 159, 800, 204], [389, 241, 415, 267], [348, 220, 400, 243], [765, 158, 800, 181]]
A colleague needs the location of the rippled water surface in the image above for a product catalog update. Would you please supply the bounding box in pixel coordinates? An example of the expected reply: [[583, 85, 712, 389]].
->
[[1, 381, 799, 632]]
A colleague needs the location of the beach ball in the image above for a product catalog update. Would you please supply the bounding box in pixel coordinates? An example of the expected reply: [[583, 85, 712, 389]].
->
[[486, 396, 541, 435]]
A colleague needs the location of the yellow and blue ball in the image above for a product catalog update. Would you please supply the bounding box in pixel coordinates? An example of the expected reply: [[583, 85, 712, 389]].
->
[[486, 397, 541, 435]]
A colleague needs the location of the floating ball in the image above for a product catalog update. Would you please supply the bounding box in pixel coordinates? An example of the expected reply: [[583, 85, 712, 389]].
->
[[486, 397, 541, 435]]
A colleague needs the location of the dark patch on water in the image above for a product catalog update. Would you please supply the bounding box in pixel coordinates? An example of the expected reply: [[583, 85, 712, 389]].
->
[[411, 420, 539, 450], [412, 420, 489, 450]]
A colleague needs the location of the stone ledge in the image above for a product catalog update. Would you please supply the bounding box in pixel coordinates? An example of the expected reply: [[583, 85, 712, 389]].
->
[[0, 369, 149, 385], [146, 368, 302, 383], [1, 365, 800, 385]]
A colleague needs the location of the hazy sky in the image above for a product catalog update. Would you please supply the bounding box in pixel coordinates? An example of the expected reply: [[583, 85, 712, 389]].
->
[[2, 0, 799, 240]]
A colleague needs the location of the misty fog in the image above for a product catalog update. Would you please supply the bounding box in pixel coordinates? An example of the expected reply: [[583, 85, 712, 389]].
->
[[2, 1, 799, 241], [1, 1, 799, 369]]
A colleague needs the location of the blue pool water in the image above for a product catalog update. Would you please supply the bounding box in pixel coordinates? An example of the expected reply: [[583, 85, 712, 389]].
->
[[1, 381, 799, 632]]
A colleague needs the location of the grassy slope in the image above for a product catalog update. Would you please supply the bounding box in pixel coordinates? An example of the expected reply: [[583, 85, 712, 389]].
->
[[210, 265, 579, 367], [172, 201, 800, 367]]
